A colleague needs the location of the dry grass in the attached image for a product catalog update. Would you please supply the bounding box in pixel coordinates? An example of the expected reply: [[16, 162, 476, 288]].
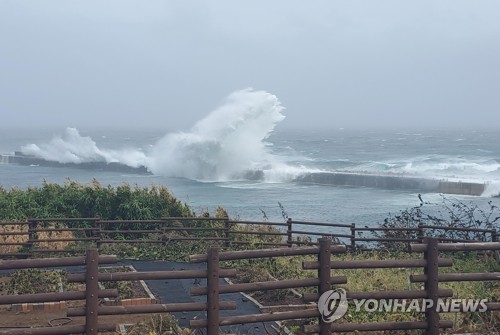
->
[[0, 224, 27, 254], [0, 222, 75, 253]]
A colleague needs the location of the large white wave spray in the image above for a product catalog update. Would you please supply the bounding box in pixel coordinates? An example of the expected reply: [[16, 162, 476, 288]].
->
[[21, 88, 306, 181], [147, 88, 287, 180], [21, 128, 147, 168]]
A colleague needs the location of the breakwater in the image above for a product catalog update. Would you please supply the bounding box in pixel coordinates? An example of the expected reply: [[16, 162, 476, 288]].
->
[[1, 153, 489, 196], [294, 172, 486, 196], [0, 153, 150, 174]]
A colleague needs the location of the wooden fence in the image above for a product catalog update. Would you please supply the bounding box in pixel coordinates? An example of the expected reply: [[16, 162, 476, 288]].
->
[[0, 239, 499, 334], [0, 217, 497, 258]]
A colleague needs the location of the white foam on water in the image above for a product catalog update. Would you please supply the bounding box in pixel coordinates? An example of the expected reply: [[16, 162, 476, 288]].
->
[[21, 128, 148, 168], [482, 182, 500, 197], [146, 88, 287, 180]]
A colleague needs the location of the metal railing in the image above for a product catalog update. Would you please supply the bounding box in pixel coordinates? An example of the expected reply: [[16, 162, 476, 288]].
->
[[0, 217, 497, 258]]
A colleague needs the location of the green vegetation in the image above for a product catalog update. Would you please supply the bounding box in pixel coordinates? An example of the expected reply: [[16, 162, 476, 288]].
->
[[0, 179, 192, 221], [3, 269, 67, 294], [0, 180, 210, 257], [99, 266, 136, 300]]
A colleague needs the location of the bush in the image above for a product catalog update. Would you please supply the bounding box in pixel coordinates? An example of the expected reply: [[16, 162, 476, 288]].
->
[[364, 195, 500, 250], [0, 179, 193, 221]]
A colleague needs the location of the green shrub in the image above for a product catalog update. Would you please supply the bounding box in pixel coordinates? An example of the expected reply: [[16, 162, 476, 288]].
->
[[0, 179, 193, 221]]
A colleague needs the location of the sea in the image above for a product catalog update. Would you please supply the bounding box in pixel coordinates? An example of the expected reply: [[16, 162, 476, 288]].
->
[[1, 90, 499, 227]]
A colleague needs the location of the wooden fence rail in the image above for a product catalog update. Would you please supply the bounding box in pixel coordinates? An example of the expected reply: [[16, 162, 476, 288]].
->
[[0, 250, 118, 335], [0, 239, 499, 334], [189, 238, 498, 334], [0, 248, 237, 335], [189, 237, 457, 335], [1, 217, 497, 258]]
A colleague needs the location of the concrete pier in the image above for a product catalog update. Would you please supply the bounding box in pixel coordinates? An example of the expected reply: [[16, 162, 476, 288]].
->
[[437, 181, 486, 196], [294, 172, 486, 196], [0, 153, 150, 174]]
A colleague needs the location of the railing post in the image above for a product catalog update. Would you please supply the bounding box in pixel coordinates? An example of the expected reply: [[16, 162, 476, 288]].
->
[[350, 223, 356, 249], [318, 237, 332, 335], [224, 219, 231, 249], [160, 218, 169, 248], [424, 237, 440, 335], [27, 218, 37, 256], [287, 218, 293, 247], [207, 246, 220, 335], [492, 230, 500, 262], [418, 224, 424, 243], [85, 248, 99, 335], [93, 219, 101, 250]]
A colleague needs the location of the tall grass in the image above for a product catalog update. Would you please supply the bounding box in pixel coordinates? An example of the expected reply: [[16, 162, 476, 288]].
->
[[0, 179, 193, 221]]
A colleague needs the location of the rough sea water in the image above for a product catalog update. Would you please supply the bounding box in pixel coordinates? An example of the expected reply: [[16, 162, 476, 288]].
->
[[1, 89, 499, 227]]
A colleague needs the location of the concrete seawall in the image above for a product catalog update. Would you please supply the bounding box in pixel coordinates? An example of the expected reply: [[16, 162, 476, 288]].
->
[[1, 154, 488, 196], [1, 153, 150, 174], [437, 181, 485, 196], [294, 172, 486, 196]]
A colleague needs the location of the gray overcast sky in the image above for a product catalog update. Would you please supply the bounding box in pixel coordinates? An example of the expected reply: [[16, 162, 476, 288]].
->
[[1, 0, 499, 131]]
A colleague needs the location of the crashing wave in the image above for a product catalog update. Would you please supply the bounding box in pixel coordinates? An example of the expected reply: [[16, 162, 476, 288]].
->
[[20, 88, 301, 181]]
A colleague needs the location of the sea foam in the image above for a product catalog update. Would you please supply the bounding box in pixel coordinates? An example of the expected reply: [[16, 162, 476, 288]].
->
[[21, 128, 148, 168], [146, 88, 287, 180]]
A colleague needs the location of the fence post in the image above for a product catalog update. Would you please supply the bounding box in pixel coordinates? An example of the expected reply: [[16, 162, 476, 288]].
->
[[85, 248, 99, 335], [224, 219, 231, 249], [27, 218, 37, 256], [287, 218, 293, 247], [93, 219, 101, 250], [318, 237, 332, 335], [350, 223, 356, 249], [423, 237, 440, 335], [492, 230, 500, 262], [207, 246, 220, 335], [418, 224, 424, 243]]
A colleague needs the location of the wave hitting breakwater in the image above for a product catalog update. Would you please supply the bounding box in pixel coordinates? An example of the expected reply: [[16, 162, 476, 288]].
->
[[1, 153, 490, 196], [3, 88, 499, 197]]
